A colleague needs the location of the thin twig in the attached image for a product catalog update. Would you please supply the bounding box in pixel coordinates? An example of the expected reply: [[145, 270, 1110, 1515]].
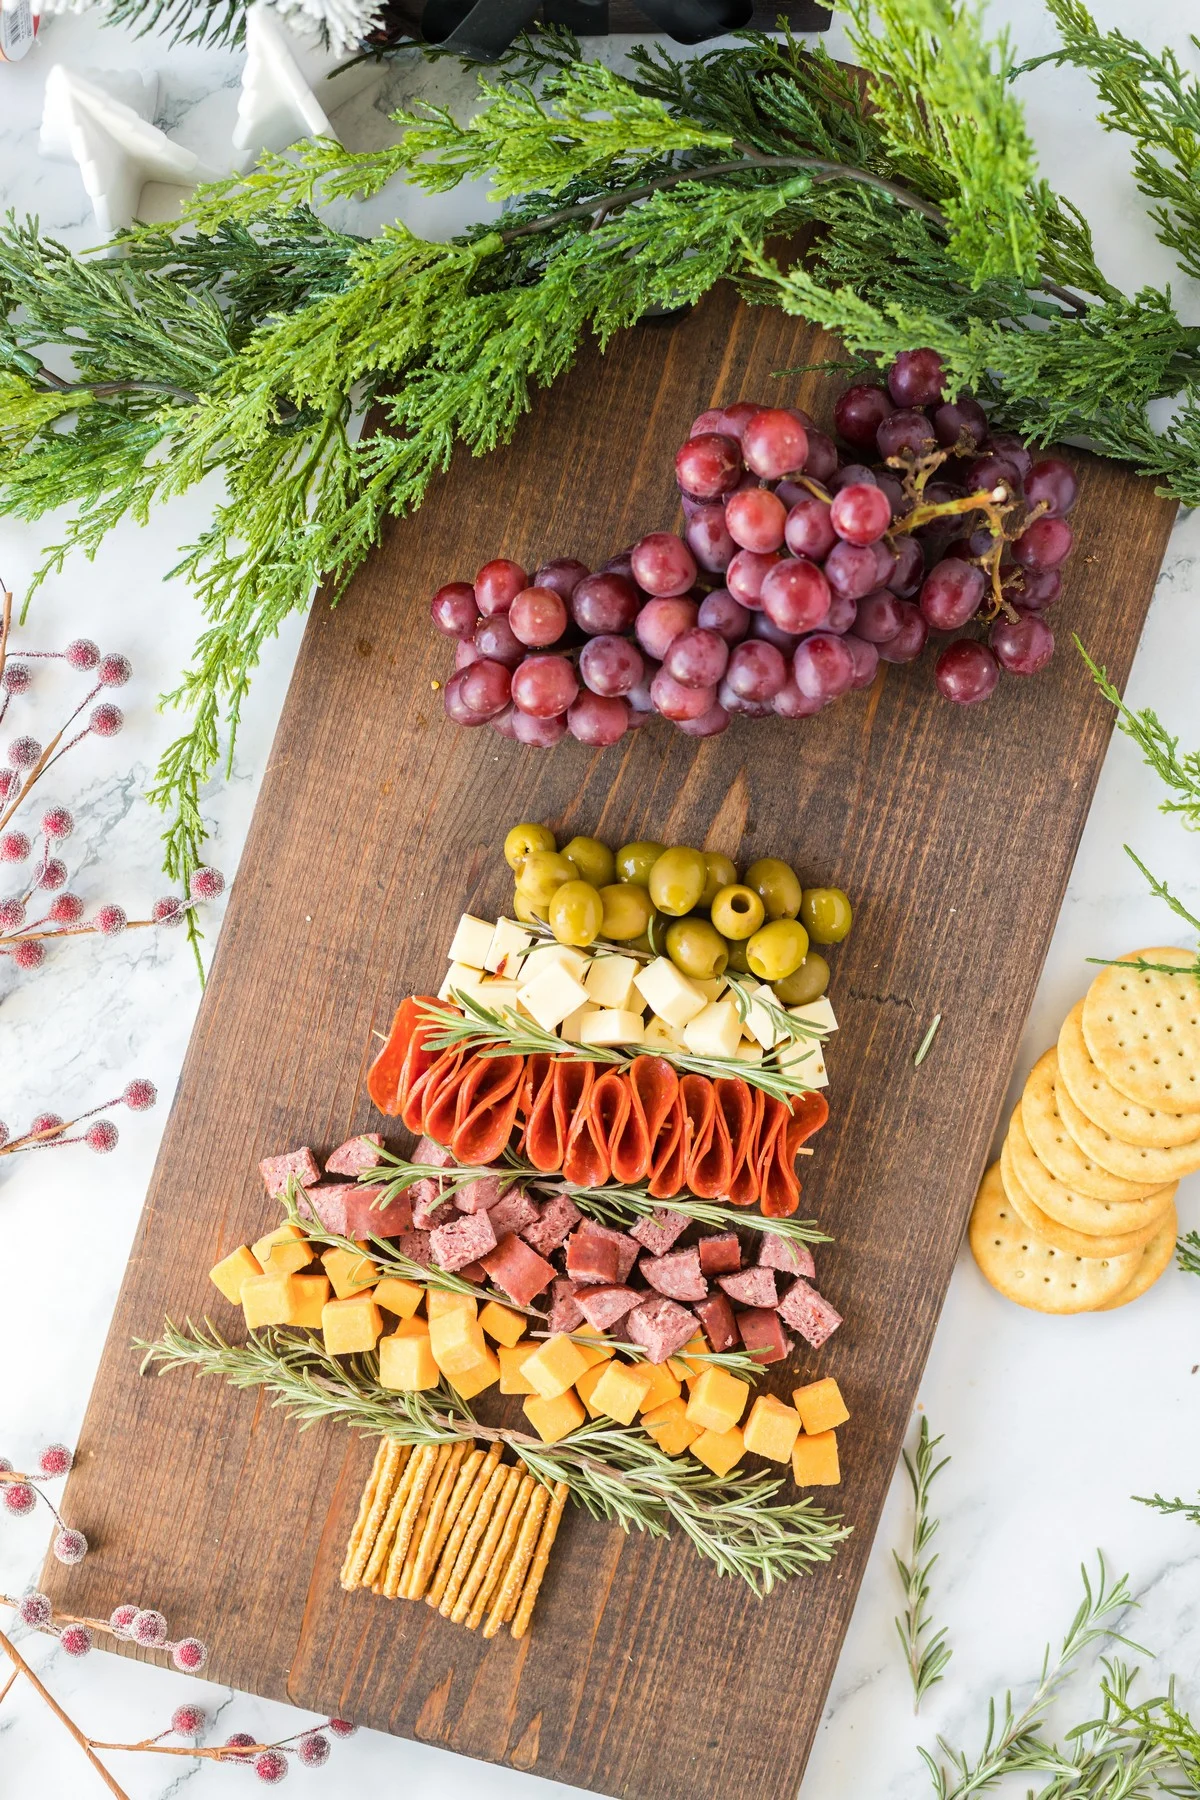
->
[[0, 1628, 132, 1800]]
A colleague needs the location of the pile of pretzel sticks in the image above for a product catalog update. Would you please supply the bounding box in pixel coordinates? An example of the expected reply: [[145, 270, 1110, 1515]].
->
[[340, 1437, 568, 1639]]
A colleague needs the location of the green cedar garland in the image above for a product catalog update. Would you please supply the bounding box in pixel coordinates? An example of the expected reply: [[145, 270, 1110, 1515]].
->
[[6, 5, 1200, 906]]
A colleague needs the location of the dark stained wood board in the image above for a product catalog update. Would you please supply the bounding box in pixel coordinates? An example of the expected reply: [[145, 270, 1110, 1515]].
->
[[47, 280, 1176, 1799]]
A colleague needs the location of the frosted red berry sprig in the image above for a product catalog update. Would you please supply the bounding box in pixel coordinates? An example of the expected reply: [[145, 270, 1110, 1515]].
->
[[0, 1077, 156, 1161], [0, 1443, 89, 1564]]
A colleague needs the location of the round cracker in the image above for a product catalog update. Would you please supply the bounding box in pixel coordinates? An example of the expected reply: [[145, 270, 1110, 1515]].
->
[[1054, 1074, 1200, 1186], [1058, 1002, 1200, 1148], [1095, 1203, 1178, 1309], [1082, 949, 1200, 1115], [1020, 1048, 1163, 1201], [999, 1134, 1158, 1259], [1006, 1108, 1176, 1236], [969, 1163, 1142, 1313]]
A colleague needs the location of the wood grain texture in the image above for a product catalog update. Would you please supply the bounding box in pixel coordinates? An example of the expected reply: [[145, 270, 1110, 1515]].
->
[[47, 280, 1176, 1799]]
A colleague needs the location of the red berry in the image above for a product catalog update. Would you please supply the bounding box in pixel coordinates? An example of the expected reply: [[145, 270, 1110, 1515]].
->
[[19, 1592, 52, 1627], [0, 897, 25, 931], [110, 1604, 139, 1637], [326, 1719, 357, 1738], [123, 1079, 157, 1111], [41, 807, 73, 839], [13, 940, 45, 969], [0, 1123, 8, 1148], [0, 769, 13, 800], [224, 1732, 258, 1760], [887, 348, 947, 407], [1, 831, 31, 862], [97, 653, 131, 687], [53, 1527, 88, 1564], [171, 1637, 208, 1672], [7, 736, 41, 770], [37, 859, 67, 892], [298, 1732, 330, 1767], [152, 896, 185, 924], [48, 892, 85, 924], [189, 866, 225, 901], [59, 1623, 92, 1656], [89, 703, 123, 737], [131, 1608, 169, 1646], [38, 1444, 73, 1478], [2, 663, 30, 695], [96, 905, 127, 935], [254, 1749, 289, 1783], [85, 1120, 118, 1153], [65, 639, 100, 670], [31, 1112, 64, 1135], [171, 1703, 207, 1736]]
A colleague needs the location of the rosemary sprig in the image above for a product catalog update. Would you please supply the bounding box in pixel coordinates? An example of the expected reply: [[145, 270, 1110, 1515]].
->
[[138, 1319, 849, 1593], [894, 1416, 952, 1712], [1132, 1490, 1200, 1526], [358, 1148, 523, 1209], [1176, 1230, 1200, 1277]]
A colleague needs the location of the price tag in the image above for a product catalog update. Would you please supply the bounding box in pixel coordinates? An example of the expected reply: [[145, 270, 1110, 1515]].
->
[[0, 0, 38, 61]]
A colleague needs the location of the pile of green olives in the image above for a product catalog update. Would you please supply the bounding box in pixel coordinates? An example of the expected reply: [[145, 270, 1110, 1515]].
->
[[503, 823, 852, 1006]]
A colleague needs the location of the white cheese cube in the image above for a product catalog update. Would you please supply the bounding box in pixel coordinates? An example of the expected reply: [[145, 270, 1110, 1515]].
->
[[643, 1015, 685, 1050], [517, 962, 590, 1033], [788, 997, 838, 1034], [579, 1009, 645, 1047], [734, 1039, 764, 1065], [682, 998, 743, 1060], [633, 957, 706, 1029], [521, 942, 589, 984], [778, 1039, 828, 1090], [447, 914, 495, 969], [584, 954, 639, 1010], [485, 917, 535, 975], [439, 962, 485, 1002], [477, 976, 520, 1013], [736, 979, 780, 1051], [691, 975, 728, 1003], [560, 1002, 600, 1044]]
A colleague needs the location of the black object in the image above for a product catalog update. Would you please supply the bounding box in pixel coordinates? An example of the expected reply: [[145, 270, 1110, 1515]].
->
[[367, 0, 828, 58]]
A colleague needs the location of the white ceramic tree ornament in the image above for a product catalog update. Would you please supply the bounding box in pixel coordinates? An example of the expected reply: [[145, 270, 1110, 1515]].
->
[[233, 2, 383, 172]]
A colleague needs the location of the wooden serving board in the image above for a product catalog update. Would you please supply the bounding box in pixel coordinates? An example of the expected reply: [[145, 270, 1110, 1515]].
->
[[48, 282, 1175, 1799]]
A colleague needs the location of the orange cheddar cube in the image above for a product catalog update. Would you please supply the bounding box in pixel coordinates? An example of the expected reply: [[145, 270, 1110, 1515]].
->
[[378, 1322, 439, 1391], [322, 1293, 383, 1356], [637, 1360, 682, 1414], [210, 1245, 262, 1304], [429, 1309, 488, 1376], [290, 1272, 331, 1328], [589, 1358, 655, 1425], [572, 1325, 616, 1370], [742, 1394, 801, 1463], [241, 1270, 307, 1330], [523, 1388, 586, 1444], [676, 1334, 710, 1378], [685, 1366, 750, 1435], [642, 1397, 700, 1457], [792, 1377, 849, 1437], [791, 1428, 840, 1487], [321, 1244, 379, 1299], [574, 1360, 612, 1418], [479, 1300, 526, 1348], [521, 1333, 592, 1400], [691, 1425, 746, 1478], [447, 1347, 501, 1399], [251, 1222, 312, 1276], [427, 1288, 477, 1321], [498, 1342, 538, 1394], [373, 1276, 424, 1320]]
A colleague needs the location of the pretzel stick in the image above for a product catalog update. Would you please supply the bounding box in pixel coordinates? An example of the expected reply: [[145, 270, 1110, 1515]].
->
[[396, 1443, 456, 1598], [439, 1462, 508, 1619], [485, 1482, 548, 1638], [467, 1474, 535, 1631], [408, 1442, 473, 1600], [363, 1446, 421, 1590], [427, 1444, 502, 1611], [345, 1442, 408, 1590], [452, 1466, 522, 1625], [382, 1446, 438, 1598], [339, 1439, 390, 1588], [511, 1480, 569, 1639]]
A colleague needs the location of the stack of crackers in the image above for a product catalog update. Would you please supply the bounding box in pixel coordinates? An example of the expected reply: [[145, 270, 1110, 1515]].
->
[[971, 948, 1200, 1315], [340, 1436, 568, 1639]]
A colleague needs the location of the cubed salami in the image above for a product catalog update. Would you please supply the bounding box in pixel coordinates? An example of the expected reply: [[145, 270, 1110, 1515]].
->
[[393, 1229, 433, 1268], [639, 1247, 707, 1303], [778, 1278, 843, 1348], [548, 1277, 585, 1334], [458, 1259, 488, 1283], [480, 1233, 555, 1306], [297, 1182, 353, 1234], [613, 1232, 640, 1284], [625, 1296, 698, 1364], [566, 1219, 627, 1285], [521, 1191, 581, 1257], [454, 1173, 507, 1214], [757, 1234, 816, 1277], [628, 1208, 690, 1257], [486, 1187, 539, 1239], [410, 1180, 456, 1232], [737, 1307, 791, 1364], [324, 1133, 383, 1177], [695, 1291, 739, 1353], [259, 1146, 321, 1197], [413, 1135, 453, 1168], [430, 1209, 497, 1273], [718, 1266, 778, 1309], [344, 1185, 413, 1239], [697, 1230, 741, 1276], [576, 1284, 640, 1332]]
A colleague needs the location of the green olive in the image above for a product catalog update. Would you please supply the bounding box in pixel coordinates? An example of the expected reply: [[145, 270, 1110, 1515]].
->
[[599, 882, 654, 941], [615, 840, 666, 886], [709, 883, 766, 940], [746, 917, 809, 982], [505, 822, 556, 870], [772, 953, 830, 1006], [648, 846, 707, 916], [516, 849, 578, 906], [646, 910, 672, 957], [699, 852, 738, 910], [725, 937, 751, 975], [549, 880, 603, 947], [799, 886, 853, 944], [513, 887, 549, 925], [665, 918, 729, 981], [562, 835, 615, 890], [745, 856, 803, 920], [628, 931, 654, 956]]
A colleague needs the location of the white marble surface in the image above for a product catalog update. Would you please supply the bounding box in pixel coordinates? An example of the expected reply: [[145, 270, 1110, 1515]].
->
[[1, 3, 1199, 1795]]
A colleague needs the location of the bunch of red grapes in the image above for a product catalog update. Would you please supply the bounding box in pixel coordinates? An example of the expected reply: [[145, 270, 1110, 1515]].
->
[[430, 348, 1078, 744]]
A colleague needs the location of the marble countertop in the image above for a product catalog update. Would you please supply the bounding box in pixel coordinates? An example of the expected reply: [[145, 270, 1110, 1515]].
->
[[1, 3, 1199, 1794]]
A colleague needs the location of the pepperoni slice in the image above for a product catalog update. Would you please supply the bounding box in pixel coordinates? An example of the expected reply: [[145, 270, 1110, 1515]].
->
[[648, 1091, 687, 1198], [414, 1045, 470, 1141], [683, 1073, 732, 1198], [367, 996, 440, 1116], [451, 1053, 525, 1165], [590, 1069, 631, 1167], [729, 1085, 765, 1207], [563, 1067, 616, 1187], [713, 1077, 755, 1205], [757, 1096, 799, 1217], [785, 1089, 829, 1158], [523, 1056, 564, 1171], [610, 1057, 675, 1184], [520, 1052, 553, 1124], [553, 1059, 595, 1164]]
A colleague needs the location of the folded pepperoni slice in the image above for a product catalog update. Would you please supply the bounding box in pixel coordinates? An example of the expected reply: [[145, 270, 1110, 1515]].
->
[[713, 1076, 755, 1205], [367, 996, 436, 1116], [785, 1089, 829, 1157], [552, 1059, 594, 1166], [414, 1045, 470, 1141], [590, 1069, 631, 1169], [648, 1090, 687, 1198], [609, 1057, 672, 1184], [563, 1067, 617, 1188], [520, 1052, 553, 1125], [451, 1053, 525, 1165], [524, 1055, 564, 1172], [757, 1096, 799, 1217], [728, 1085, 765, 1207], [683, 1073, 732, 1198]]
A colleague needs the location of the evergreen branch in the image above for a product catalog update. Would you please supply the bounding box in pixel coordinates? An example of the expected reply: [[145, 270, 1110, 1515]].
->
[[894, 1416, 952, 1712], [1175, 1230, 1200, 1278], [1077, 642, 1200, 830], [1132, 1491, 1200, 1527], [138, 1318, 849, 1593]]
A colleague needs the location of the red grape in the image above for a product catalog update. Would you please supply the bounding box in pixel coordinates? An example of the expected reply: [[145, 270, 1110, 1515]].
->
[[691, 407, 725, 435], [853, 589, 903, 643], [824, 540, 879, 601], [512, 709, 568, 747], [761, 557, 831, 633], [631, 532, 697, 597], [750, 612, 798, 653], [988, 431, 1034, 480], [507, 587, 567, 649], [459, 658, 512, 717], [579, 634, 644, 696], [718, 678, 773, 718], [773, 678, 826, 718], [1012, 516, 1073, 570], [511, 654, 578, 718], [873, 471, 908, 521], [726, 549, 780, 609], [697, 589, 751, 643], [651, 669, 717, 721], [568, 692, 629, 745], [1003, 566, 1061, 610], [626, 665, 658, 713], [784, 498, 837, 561], [844, 632, 880, 689], [933, 397, 988, 451], [664, 627, 729, 689], [474, 559, 527, 616], [834, 383, 894, 451], [490, 704, 518, 738], [877, 601, 929, 664], [686, 504, 736, 573], [877, 409, 937, 462], [636, 596, 698, 660], [824, 590, 858, 634], [830, 482, 891, 546], [964, 454, 1022, 497], [1024, 457, 1078, 518], [716, 401, 769, 440], [935, 638, 1000, 704], [533, 558, 589, 600], [474, 613, 525, 668], [889, 535, 926, 597], [990, 610, 1055, 674], [675, 702, 731, 738], [725, 487, 786, 552], [431, 583, 478, 638], [443, 668, 491, 725], [676, 433, 742, 500], [455, 638, 482, 670], [726, 639, 787, 701], [802, 429, 839, 483], [873, 540, 899, 586], [919, 557, 986, 631], [830, 462, 877, 493], [602, 550, 636, 580], [741, 409, 808, 480], [571, 572, 640, 634], [792, 632, 855, 701], [887, 348, 946, 408]]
